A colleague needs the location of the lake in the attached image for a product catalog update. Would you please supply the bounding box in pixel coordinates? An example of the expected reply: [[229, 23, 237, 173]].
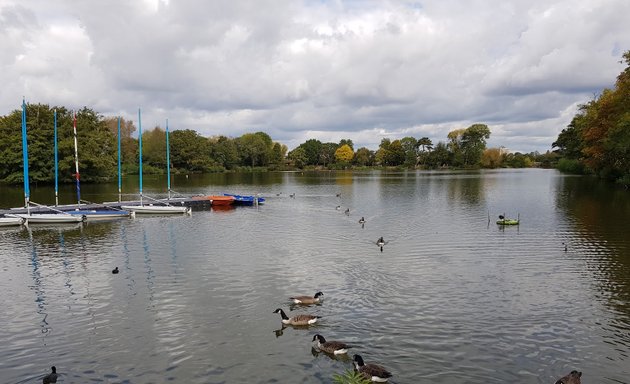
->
[[1, 169, 629, 383]]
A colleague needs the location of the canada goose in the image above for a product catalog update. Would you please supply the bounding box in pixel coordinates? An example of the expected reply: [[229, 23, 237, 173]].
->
[[312, 334, 350, 355], [562, 242, 568, 252], [112, 267, 119, 274], [336, 193, 341, 197], [336, 206, 341, 210], [555, 370, 582, 384], [376, 237, 386, 252], [353, 354, 392, 382], [290, 291, 323, 305], [273, 308, 320, 326], [359, 217, 365, 224], [345, 208, 350, 215], [290, 193, 296, 198], [42, 366, 58, 384]]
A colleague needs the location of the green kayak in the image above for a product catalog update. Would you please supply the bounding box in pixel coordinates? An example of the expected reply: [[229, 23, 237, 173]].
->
[[497, 219, 519, 225]]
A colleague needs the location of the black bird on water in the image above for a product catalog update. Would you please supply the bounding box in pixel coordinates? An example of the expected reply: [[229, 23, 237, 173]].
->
[[43, 366, 57, 383], [112, 267, 119, 274]]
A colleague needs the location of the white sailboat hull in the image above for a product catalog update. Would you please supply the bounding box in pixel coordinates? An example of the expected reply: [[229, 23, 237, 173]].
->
[[120, 205, 191, 214], [67, 210, 132, 220], [8, 213, 85, 224], [0, 217, 25, 227]]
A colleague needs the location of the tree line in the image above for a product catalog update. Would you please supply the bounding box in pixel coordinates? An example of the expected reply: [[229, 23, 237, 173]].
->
[[552, 50, 630, 186], [287, 123, 552, 169], [0, 104, 554, 185]]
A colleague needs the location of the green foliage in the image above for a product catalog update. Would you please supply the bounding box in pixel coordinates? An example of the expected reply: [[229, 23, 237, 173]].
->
[[557, 158, 585, 174], [353, 147, 374, 166], [332, 369, 371, 384], [0, 103, 116, 184]]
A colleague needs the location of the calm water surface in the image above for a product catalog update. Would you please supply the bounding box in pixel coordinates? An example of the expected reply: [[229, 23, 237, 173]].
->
[[1, 169, 629, 383]]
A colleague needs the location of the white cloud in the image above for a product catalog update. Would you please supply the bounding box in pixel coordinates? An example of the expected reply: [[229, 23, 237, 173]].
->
[[1, 0, 628, 153]]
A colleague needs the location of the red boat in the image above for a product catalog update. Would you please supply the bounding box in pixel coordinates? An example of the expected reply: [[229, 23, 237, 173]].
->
[[192, 195, 235, 206]]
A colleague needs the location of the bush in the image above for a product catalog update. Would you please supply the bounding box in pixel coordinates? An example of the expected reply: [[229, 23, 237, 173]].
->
[[556, 158, 585, 174]]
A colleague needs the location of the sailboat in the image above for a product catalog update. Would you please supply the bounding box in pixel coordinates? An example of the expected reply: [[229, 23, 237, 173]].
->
[[121, 110, 191, 214], [7, 99, 85, 224], [62, 111, 132, 220], [0, 215, 25, 226]]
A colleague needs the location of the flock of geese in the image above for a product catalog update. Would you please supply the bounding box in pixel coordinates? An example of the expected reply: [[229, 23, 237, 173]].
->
[[273, 291, 393, 383]]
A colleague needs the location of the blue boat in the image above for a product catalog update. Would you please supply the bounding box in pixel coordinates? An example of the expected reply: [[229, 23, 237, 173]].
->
[[223, 194, 265, 206]]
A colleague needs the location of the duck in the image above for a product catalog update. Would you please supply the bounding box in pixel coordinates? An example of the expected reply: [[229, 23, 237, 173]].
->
[[289, 193, 296, 198], [353, 354, 392, 382], [555, 370, 582, 384], [358, 217, 366, 224], [336, 205, 341, 210], [312, 334, 350, 355], [112, 267, 119, 274], [42, 366, 58, 384], [273, 308, 320, 326], [290, 291, 323, 305], [345, 208, 350, 215]]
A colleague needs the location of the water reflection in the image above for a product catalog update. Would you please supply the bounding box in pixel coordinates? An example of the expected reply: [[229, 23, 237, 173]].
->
[[1, 170, 630, 383], [26, 227, 51, 344]]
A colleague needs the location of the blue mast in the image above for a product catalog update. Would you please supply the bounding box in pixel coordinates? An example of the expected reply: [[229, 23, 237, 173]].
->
[[166, 118, 171, 200], [21, 98, 30, 210], [54, 109, 59, 206], [138, 108, 143, 205], [117, 117, 122, 202]]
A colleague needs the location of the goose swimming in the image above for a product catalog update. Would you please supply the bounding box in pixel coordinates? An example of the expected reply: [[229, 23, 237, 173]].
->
[[312, 334, 350, 355], [290, 291, 323, 305], [353, 354, 392, 382], [273, 308, 320, 326]]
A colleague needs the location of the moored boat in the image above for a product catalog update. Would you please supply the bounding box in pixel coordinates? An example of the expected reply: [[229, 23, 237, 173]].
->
[[192, 195, 235, 206], [223, 193, 265, 206], [120, 205, 191, 214], [67, 209, 132, 220], [7, 213, 85, 224], [0, 216, 25, 227]]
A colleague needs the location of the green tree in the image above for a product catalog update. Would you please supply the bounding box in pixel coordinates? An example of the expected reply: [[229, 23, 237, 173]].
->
[[211, 136, 239, 170], [461, 123, 491, 166], [142, 126, 166, 171], [416, 136, 433, 166], [236, 133, 268, 167], [425, 141, 451, 168], [400, 136, 418, 167], [320, 142, 338, 166], [339, 139, 354, 150], [288, 147, 307, 168], [297, 139, 323, 166], [104, 116, 137, 168], [447, 129, 465, 166], [353, 147, 374, 166], [170, 129, 212, 172]]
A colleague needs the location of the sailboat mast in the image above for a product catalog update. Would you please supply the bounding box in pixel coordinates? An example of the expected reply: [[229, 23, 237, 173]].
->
[[54, 109, 59, 206], [21, 98, 30, 213], [138, 108, 143, 206], [72, 111, 81, 206], [117, 117, 122, 202], [166, 118, 171, 200]]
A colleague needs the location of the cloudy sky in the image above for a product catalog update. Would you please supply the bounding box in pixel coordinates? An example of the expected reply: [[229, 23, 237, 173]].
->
[[1, 0, 628, 153]]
